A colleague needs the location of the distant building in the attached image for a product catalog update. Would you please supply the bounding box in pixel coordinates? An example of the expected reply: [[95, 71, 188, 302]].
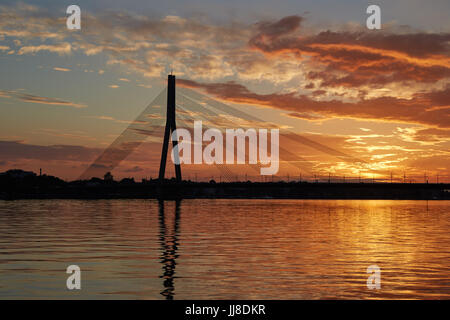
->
[[104, 172, 114, 182]]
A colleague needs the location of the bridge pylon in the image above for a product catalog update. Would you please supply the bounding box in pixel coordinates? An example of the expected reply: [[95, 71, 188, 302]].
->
[[158, 74, 182, 182]]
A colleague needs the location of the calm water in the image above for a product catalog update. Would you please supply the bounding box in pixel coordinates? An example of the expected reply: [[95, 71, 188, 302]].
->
[[0, 199, 449, 299]]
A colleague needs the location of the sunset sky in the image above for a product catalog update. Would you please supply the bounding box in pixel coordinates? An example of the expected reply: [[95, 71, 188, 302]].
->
[[0, 0, 449, 182]]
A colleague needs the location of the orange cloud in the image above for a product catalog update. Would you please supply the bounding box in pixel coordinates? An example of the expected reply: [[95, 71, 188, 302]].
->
[[178, 79, 450, 129], [249, 16, 450, 88]]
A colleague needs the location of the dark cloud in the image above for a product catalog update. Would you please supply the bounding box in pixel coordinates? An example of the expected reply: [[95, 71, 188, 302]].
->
[[252, 15, 302, 40], [124, 166, 144, 173], [0, 141, 101, 162], [286, 112, 325, 121]]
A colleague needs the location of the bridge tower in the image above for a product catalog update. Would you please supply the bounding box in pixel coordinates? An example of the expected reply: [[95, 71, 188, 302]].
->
[[158, 74, 182, 182]]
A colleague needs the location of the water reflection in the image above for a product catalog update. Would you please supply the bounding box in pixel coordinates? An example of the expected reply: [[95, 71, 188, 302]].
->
[[158, 200, 180, 300]]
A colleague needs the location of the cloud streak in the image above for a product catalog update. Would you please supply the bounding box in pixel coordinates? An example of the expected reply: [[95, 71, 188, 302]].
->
[[0, 90, 87, 108], [53, 67, 71, 72], [17, 43, 72, 55]]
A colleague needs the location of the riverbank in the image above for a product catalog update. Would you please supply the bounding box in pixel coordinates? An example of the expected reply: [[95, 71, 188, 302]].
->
[[1, 181, 449, 200]]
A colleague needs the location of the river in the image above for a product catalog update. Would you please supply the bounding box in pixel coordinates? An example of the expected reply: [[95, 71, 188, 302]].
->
[[0, 199, 448, 299]]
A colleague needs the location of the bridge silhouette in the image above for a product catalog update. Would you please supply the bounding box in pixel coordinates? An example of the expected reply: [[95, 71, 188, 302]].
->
[[79, 75, 443, 183]]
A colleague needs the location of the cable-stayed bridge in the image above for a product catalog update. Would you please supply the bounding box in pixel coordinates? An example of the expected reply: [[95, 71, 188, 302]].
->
[[79, 75, 376, 182]]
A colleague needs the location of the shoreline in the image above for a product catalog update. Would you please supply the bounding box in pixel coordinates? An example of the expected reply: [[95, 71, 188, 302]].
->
[[1, 182, 449, 200]]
